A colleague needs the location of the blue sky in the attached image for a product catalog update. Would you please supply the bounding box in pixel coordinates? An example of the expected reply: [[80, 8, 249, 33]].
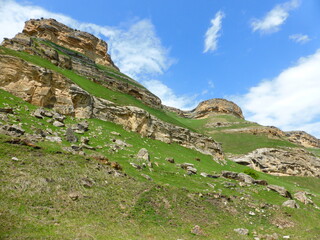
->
[[1, 0, 320, 137]]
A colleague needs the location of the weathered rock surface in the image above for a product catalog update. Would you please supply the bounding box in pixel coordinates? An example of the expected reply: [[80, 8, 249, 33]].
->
[[282, 200, 299, 209], [231, 148, 320, 177], [183, 98, 244, 119], [1, 19, 162, 109], [267, 185, 292, 198], [286, 131, 320, 148], [20, 18, 115, 68]]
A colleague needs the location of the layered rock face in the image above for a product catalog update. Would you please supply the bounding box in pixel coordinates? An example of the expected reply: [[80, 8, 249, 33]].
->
[[286, 131, 320, 148], [0, 55, 223, 160], [231, 148, 320, 177], [1, 19, 162, 109], [21, 18, 115, 68], [184, 98, 244, 119]]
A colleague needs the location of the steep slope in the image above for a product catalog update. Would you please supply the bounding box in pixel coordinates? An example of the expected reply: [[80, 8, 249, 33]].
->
[[1, 18, 320, 239]]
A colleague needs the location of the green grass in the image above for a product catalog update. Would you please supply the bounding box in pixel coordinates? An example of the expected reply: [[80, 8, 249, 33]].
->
[[211, 132, 297, 154], [1, 89, 320, 239], [0, 46, 192, 130]]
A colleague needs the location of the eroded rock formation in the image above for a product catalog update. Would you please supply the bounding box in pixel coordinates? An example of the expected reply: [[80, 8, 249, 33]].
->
[[0, 55, 223, 160], [183, 98, 244, 119], [231, 148, 320, 177]]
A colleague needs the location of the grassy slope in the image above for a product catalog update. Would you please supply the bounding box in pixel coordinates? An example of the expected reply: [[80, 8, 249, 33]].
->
[[0, 89, 320, 239], [0, 46, 192, 131]]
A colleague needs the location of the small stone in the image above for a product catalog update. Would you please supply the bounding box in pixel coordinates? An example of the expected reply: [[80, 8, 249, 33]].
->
[[53, 112, 66, 122], [200, 172, 208, 177], [69, 192, 80, 201], [45, 136, 62, 143], [283, 236, 290, 239], [165, 157, 175, 163], [130, 162, 142, 169], [141, 173, 152, 181], [137, 148, 150, 161], [191, 225, 204, 236], [110, 131, 121, 136], [53, 121, 65, 127], [234, 228, 249, 235], [11, 157, 19, 161], [249, 211, 256, 216], [282, 200, 299, 208]]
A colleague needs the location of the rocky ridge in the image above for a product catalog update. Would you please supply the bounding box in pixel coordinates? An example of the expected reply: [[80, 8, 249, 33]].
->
[[231, 148, 320, 177], [1, 19, 162, 109], [0, 54, 223, 160]]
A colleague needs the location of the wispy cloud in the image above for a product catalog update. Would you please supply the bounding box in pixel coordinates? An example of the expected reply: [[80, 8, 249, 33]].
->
[[143, 80, 199, 110], [251, 0, 300, 34], [0, 0, 201, 110], [0, 0, 173, 80], [203, 10, 225, 53], [234, 49, 320, 138], [289, 34, 310, 44]]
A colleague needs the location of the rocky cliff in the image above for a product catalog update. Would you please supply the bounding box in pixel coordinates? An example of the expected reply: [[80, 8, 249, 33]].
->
[[0, 53, 223, 160], [22, 18, 115, 68], [183, 98, 244, 119], [231, 148, 320, 177], [1, 19, 162, 109]]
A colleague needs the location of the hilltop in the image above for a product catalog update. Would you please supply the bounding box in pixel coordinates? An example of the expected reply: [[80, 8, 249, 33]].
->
[[0, 19, 320, 239]]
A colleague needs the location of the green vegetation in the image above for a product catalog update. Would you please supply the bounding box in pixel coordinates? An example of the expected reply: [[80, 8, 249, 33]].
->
[[0, 89, 320, 239], [0, 46, 192, 130], [211, 132, 297, 154]]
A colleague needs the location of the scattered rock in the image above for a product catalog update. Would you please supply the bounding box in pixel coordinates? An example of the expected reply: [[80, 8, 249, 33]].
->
[[1, 124, 25, 137], [130, 162, 142, 170], [249, 211, 256, 216], [237, 172, 255, 184], [200, 172, 208, 177], [0, 108, 14, 114], [11, 157, 19, 161], [110, 131, 121, 136], [111, 162, 122, 171], [234, 228, 249, 235], [141, 173, 152, 181], [53, 112, 66, 122], [221, 171, 238, 179], [267, 185, 292, 198], [69, 192, 80, 201], [223, 182, 236, 188], [191, 225, 204, 236], [137, 148, 150, 161], [282, 200, 299, 208], [81, 137, 90, 145], [165, 157, 175, 163], [53, 120, 65, 127], [253, 179, 268, 186], [65, 127, 78, 143], [294, 191, 314, 205], [187, 166, 197, 175], [72, 121, 89, 133], [45, 136, 62, 143]]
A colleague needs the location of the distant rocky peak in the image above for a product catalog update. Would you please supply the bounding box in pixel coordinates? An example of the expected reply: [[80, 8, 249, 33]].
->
[[22, 18, 117, 69], [185, 98, 244, 119]]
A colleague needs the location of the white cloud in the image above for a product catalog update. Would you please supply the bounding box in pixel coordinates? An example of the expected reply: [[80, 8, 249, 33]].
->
[[289, 34, 310, 44], [203, 11, 225, 53], [251, 0, 300, 34], [0, 0, 173, 80], [143, 80, 199, 110], [236, 49, 320, 138], [0, 0, 202, 110]]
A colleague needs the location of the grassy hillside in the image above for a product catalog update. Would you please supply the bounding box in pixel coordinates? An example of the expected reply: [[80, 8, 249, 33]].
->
[[1, 89, 320, 239]]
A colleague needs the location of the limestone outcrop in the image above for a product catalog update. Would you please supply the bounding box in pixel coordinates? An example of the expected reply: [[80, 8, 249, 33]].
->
[[1, 19, 162, 109], [22, 18, 115, 68], [183, 98, 244, 119], [285, 131, 320, 148], [0, 55, 223, 160], [231, 148, 320, 177]]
